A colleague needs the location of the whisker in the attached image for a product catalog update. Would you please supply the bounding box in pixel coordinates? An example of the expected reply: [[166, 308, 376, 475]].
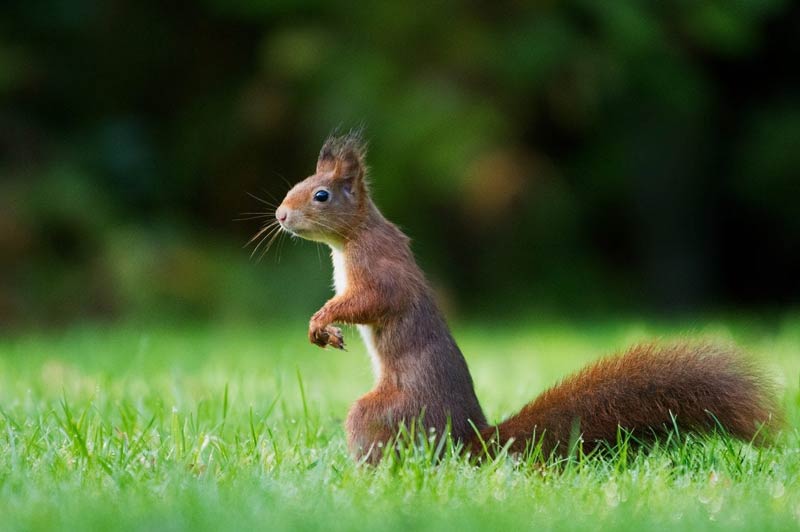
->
[[234, 214, 274, 222], [257, 227, 285, 263], [245, 221, 280, 249], [275, 230, 289, 264], [250, 225, 282, 257], [251, 225, 282, 260], [260, 187, 283, 205], [271, 171, 293, 189], [247, 192, 278, 208]]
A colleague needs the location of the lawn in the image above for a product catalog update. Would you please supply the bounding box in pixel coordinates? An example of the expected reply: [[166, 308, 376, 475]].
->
[[0, 316, 798, 531]]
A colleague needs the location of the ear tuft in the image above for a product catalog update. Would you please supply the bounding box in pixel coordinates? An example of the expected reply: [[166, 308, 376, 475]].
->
[[316, 128, 368, 180]]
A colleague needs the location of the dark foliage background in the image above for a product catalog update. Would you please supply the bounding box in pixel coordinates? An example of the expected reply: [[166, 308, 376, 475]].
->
[[1, 0, 798, 327]]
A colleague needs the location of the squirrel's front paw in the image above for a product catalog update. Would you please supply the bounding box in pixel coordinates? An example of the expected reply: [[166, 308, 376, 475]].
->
[[309, 323, 346, 350], [325, 326, 345, 350]]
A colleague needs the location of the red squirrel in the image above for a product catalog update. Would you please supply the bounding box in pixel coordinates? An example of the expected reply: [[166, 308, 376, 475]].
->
[[273, 131, 779, 463]]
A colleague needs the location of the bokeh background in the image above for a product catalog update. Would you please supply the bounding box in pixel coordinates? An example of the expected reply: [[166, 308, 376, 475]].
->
[[2, 0, 798, 329]]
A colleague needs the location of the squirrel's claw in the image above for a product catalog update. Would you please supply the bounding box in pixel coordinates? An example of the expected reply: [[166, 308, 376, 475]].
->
[[326, 326, 346, 350], [309, 323, 346, 350]]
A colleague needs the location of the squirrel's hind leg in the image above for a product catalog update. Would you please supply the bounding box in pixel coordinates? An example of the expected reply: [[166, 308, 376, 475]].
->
[[345, 387, 414, 464]]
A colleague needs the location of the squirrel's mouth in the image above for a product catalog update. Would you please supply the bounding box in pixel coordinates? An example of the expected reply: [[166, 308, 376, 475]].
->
[[279, 224, 298, 236], [277, 217, 295, 233], [283, 225, 335, 245], [279, 223, 309, 239]]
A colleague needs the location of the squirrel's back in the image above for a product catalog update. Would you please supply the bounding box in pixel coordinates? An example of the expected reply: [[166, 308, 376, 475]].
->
[[473, 342, 779, 457]]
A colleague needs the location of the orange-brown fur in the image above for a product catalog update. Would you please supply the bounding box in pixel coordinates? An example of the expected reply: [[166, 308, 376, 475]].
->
[[473, 342, 778, 458], [274, 131, 780, 463]]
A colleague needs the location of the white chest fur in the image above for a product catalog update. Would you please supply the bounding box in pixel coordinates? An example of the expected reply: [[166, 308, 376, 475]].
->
[[330, 247, 348, 295], [329, 247, 382, 380]]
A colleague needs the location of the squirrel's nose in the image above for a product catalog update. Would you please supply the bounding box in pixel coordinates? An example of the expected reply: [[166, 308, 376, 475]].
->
[[276, 207, 288, 223]]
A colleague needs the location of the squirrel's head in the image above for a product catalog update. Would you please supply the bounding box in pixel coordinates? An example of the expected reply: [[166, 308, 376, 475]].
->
[[276, 131, 369, 246]]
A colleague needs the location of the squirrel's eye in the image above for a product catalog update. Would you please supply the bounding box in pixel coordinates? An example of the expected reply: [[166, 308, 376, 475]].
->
[[313, 190, 330, 202]]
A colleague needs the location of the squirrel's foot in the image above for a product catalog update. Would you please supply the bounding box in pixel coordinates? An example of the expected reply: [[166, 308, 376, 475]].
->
[[309, 323, 346, 350]]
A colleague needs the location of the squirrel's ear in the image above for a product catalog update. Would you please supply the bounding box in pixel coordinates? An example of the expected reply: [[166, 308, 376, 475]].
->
[[316, 131, 367, 183]]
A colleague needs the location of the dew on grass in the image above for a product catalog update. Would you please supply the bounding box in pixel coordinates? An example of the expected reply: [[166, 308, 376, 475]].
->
[[603, 481, 620, 507], [709, 496, 724, 519]]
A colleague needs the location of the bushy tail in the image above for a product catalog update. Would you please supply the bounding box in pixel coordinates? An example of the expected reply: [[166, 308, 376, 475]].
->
[[471, 343, 781, 458]]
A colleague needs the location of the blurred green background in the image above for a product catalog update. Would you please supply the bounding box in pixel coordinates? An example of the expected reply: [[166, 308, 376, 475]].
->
[[1, 0, 798, 329]]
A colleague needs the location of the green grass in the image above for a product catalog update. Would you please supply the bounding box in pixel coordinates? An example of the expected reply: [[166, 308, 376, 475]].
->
[[0, 316, 799, 531]]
